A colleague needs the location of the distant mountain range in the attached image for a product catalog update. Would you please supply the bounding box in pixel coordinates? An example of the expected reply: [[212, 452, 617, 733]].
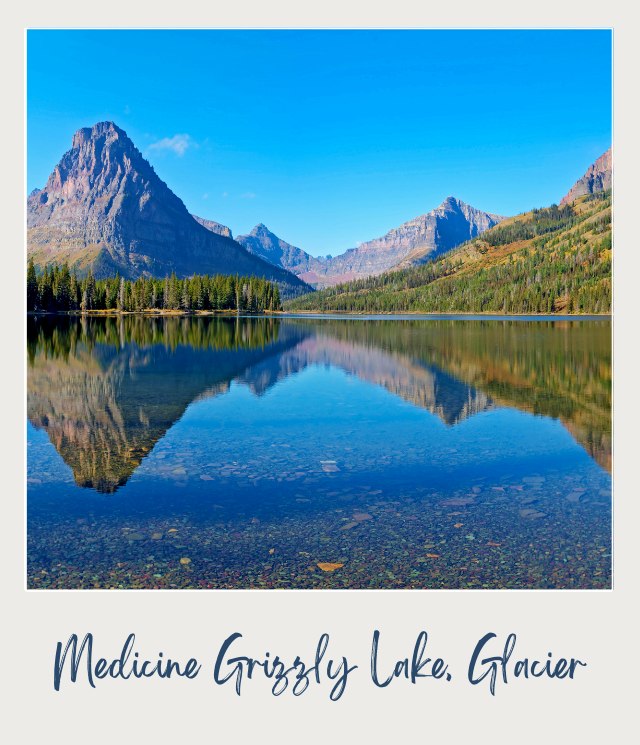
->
[[27, 121, 611, 299], [27, 122, 309, 298], [200, 151, 612, 287], [228, 197, 503, 287]]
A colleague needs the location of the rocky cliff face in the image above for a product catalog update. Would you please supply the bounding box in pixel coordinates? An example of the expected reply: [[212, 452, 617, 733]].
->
[[395, 197, 505, 268], [234, 198, 503, 287], [191, 215, 233, 238], [27, 122, 309, 296], [560, 148, 612, 205], [340, 197, 504, 276]]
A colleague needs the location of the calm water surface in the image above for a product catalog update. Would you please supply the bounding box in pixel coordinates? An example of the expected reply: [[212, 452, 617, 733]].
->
[[27, 314, 611, 589]]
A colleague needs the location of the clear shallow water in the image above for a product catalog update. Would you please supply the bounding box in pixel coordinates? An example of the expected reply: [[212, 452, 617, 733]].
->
[[27, 314, 611, 589]]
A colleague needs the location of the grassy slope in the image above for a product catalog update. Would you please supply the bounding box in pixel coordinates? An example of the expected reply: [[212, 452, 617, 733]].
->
[[285, 192, 612, 314]]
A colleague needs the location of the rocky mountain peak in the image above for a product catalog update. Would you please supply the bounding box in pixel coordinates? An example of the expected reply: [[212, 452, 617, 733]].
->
[[317, 197, 505, 279], [71, 120, 125, 148], [251, 223, 272, 236], [237, 224, 316, 279], [27, 121, 309, 297], [440, 195, 459, 208], [560, 148, 612, 205]]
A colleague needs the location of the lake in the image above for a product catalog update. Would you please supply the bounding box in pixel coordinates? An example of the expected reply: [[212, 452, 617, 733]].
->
[[27, 314, 611, 589]]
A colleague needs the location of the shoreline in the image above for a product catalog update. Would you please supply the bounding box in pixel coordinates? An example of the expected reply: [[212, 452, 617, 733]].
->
[[279, 310, 611, 318], [27, 309, 611, 319], [276, 310, 613, 321], [27, 309, 278, 317]]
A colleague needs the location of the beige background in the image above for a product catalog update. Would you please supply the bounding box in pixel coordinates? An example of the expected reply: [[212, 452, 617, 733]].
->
[[2, 2, 638, 742]]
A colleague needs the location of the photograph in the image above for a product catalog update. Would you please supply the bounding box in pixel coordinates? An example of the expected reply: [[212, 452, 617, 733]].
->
[[26, 29, 612, 590]]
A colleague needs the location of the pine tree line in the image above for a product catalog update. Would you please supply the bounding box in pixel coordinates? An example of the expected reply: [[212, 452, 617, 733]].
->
[[286, 239, 611, 314], [27, 262, 281, 313]]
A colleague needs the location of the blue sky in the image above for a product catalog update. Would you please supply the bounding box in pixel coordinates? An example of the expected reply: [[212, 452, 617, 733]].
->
[[27, 30, 611, 257]]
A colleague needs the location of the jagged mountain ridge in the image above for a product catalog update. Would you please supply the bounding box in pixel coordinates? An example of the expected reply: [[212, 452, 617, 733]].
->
[[561, 148, 612, 205], [27, 122, 309, 297], [228, 197, 504, 288], [360, 196, 505, 272], [199, 150, 613, 285]]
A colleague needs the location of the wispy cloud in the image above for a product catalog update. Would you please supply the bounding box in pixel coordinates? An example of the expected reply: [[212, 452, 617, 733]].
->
[[147, 134, 195, 157], [240, 191, 257, 199]]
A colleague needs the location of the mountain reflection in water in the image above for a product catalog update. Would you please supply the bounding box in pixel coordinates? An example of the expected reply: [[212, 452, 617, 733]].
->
[[27, 315, 611, 493]]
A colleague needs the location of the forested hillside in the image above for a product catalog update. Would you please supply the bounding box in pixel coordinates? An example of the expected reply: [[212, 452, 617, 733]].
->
[[285, 192, 611, 314]]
